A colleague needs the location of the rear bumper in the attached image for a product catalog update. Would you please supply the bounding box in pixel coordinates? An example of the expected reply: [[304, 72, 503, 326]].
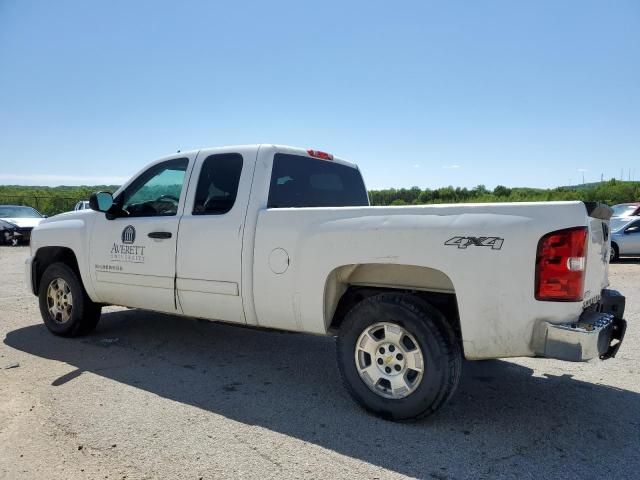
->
[[540, 289, 626, 362]]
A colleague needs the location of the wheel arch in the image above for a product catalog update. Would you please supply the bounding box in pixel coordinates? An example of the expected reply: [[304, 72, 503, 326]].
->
[[32, 246, 81, 295], [324, 263, 462, 348]]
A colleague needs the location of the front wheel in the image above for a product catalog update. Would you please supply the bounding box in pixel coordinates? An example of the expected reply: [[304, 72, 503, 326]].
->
[[38, 262, 101, 336], [610, 243, 619, 263], [337, 293, 462, 420]]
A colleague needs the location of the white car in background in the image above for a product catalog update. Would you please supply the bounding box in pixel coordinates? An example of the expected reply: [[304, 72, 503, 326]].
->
[[611, 202, 640, 218], [74, 200, 90, 211], [610, 217, 640, 261], [609, 202, 640, 233], [0, 205, 45, 244]]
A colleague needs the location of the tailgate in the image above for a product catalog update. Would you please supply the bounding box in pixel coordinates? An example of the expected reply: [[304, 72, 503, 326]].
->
[[583, 202, 612, 304]]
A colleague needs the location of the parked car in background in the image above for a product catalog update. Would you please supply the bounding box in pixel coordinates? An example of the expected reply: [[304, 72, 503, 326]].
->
[[610, 217, 640, 261], [0, 219, 22, 246], [0, 205, 45, 244], [607, 203, 639, 235], [74, 200, 90, 211], [611, 203, 640, 218]]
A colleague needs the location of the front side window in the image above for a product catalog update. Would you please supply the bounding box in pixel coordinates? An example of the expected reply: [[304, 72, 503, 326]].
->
[[119, 158, 188, 217], [626, 220, 640, 234], [193, 153, 243, 215], [267, 154, 369, 208]]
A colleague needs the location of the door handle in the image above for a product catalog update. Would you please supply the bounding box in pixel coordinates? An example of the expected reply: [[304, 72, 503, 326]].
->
[[148, 231, 172, 239]]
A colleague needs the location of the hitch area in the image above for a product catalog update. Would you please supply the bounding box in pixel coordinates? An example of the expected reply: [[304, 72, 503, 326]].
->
[[540, 289, 627, 362], [543, 313, 626, 362]]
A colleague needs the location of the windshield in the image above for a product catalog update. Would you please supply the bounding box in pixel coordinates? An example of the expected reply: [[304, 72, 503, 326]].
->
[[0, 206, 43, 218], [611, 204, 638, 217]]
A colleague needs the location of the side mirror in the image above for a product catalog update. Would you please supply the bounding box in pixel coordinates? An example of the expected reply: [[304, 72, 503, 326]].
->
[[89, 191, 114, 213]]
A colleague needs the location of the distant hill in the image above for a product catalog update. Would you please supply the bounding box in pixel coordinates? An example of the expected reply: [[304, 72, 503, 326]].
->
[[557, 180, 638, 190]]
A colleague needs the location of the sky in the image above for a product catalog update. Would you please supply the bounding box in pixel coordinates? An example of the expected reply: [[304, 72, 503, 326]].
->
[[0, 0, 638, 190]]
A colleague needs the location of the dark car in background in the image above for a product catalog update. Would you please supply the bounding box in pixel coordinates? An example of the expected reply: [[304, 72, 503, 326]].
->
[[0, 219, 23, 246], [0, 205, 46, 245]]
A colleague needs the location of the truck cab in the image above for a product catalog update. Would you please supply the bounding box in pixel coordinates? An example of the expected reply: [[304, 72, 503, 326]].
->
[[70, 145, 367, 323]]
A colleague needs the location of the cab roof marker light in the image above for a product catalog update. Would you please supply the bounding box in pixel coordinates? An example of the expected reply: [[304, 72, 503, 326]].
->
[[307, 149, 334, 161]]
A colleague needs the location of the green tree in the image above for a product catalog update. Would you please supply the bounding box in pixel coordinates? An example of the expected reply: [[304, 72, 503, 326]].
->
[[493, 185, 511, 197]]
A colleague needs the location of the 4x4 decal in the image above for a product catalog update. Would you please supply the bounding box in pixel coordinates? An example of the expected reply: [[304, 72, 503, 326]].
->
[[445, 236, 504, 250]]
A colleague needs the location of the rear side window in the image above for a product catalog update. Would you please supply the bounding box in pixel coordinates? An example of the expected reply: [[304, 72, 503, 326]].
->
[[267, 154, 369, 208], [193, 153, 243, 215]]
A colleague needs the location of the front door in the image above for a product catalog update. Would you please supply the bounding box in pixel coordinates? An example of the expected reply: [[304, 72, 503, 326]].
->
[[89, 156, 193, 312]]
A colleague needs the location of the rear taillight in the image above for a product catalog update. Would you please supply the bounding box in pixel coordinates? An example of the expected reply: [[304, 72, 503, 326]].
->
[[535, 227, 588, 301]]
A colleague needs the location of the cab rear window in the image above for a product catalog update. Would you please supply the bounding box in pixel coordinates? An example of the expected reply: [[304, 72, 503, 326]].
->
[[267, 154, 369, 208]]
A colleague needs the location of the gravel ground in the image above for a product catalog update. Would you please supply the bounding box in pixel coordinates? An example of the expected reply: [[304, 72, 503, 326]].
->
[[1, 246, 638, 480]]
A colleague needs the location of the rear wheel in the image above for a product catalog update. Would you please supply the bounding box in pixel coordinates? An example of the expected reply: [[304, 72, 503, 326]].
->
[[610, 243, 619, 262], [337, 293, 462, 420], [38, 262, 101, 336]]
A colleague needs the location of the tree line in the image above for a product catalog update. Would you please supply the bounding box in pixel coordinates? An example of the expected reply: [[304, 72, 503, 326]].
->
[[0, 179, 639, 215], [0, 185, 119, 216], [369, 180, 640, 206]]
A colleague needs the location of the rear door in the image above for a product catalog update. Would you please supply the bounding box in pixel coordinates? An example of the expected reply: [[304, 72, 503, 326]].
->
[[89, 155, 194, 312], [175, 147, 255, 323], [252, 151, 369, 331]]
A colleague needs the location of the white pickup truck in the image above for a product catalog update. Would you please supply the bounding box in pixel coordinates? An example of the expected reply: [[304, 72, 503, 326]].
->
[[26, 145, 627, 420]]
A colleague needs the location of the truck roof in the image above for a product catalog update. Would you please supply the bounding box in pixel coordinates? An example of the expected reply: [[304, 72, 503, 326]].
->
[[176, 144, 358, 170]]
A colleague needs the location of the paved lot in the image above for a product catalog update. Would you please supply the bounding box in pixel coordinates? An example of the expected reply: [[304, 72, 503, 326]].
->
[[1, 246, 638, 480]]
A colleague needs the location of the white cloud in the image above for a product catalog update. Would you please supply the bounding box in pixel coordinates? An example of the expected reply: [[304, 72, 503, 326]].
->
[[442, 164, 461, 169], [413, 163, 421, 168], [0, 173, 129, 186]]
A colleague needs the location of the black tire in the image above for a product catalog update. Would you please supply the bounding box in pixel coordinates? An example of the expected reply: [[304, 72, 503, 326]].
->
[[38, 262, 101, 337], [337, 293, 462, 421], [610, 243, 619, 263]]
